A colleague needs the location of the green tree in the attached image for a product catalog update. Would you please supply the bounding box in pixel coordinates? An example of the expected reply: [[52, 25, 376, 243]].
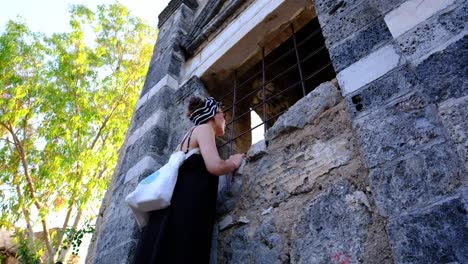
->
[[0, 3, 157, 263]]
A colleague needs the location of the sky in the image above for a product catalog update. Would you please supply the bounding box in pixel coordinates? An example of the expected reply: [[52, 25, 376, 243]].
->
[[0, 0, 171, 34]]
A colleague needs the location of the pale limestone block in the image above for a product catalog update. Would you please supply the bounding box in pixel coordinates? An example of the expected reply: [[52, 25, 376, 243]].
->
[[135, 74, 178, 110], [337, 45, 402, 95], [124, 156, 158, 184], [127, 110, 161, 146], [385, 0, 456, 38]]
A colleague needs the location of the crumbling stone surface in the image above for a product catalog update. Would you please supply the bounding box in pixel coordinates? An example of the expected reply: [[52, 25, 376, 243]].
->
[[265, 80, 340, 141], [439, 95, 468, 170], [217, 88, 392, 263], [290, 180, 372, 264], [369, 142, 465, 217], [353, 93, 448, 168], [387, 192, 468, 264], [219, 219, 283, 264]]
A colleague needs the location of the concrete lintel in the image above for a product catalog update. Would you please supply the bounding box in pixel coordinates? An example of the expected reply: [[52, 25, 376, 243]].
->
[[181, 0, 293, 83], [124, 156, 158, 184], [127, 110, 162, 146], [385, 0, 456, 39], [135, 74, 178, 111], [337, 45, 403, 96]]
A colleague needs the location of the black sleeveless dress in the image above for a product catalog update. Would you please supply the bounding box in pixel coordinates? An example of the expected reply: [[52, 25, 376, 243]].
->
[[132, 153, 219, 264]]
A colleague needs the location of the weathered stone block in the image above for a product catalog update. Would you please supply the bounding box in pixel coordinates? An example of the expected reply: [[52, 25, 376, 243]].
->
[[353, 93, 448, 168], [313, 0, 363, 26], [219, 218, 283, 264], [387, 193, 468, 264], [370, 0, 406, 15], [247, 140, 267, 161], [131, 86, 175, 134], [290, 180, 372, 264], [95, 179, 141, 255], [120, 126, 170, 175], [321, 1, 381, 47], [439, 95, 468, 170], [415, 34, 467, 104], [244, 101, 358, 207], [330, 18, 393, 72], [337, 44, 404, 95], [369, 143, 465, 217], [345, 64, 417, 118], [140, 6, 192, 97], [396, 2, 467, 63], [265, 80, 341, 141], [93, 239, 138, 264]]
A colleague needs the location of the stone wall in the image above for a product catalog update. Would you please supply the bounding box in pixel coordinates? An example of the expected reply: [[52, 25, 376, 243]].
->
[[216, 81, 393, 264], [313, 0, 468, 263]]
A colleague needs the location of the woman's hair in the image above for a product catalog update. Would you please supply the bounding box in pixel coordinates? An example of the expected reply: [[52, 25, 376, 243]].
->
[[186, 96, 205, 117]]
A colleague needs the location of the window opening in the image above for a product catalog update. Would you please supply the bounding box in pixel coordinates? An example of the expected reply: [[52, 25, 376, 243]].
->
[[218, 17, 336, 156]]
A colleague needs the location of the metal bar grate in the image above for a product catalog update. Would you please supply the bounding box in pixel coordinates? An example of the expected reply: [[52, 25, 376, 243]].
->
[[218, 19, 335, 153]]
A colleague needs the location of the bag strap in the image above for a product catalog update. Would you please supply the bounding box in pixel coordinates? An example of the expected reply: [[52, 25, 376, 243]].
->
[[179, 126, 196, 153]]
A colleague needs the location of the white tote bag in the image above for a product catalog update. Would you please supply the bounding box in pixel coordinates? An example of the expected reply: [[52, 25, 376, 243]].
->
[[126, 127, 198, 227], [125, 148, 200, 227]]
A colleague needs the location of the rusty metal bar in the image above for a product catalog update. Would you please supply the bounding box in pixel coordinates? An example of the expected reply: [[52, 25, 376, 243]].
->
[[264, 48, 295, 71], [296, 27, 321, 48], [304, 62, 333, 81], [301, 45, 326, 63], [229, 71, 238, 156], [291, 24, 306, 97], [226, 80, 301, 127], [262, 47, 267, 134]]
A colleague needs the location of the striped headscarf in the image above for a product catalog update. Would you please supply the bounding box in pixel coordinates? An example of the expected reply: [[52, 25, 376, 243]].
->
[[189, 97, 221, 125]]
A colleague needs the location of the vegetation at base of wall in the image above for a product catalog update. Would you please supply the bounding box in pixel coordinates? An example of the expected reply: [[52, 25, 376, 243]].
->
[[0, 3, 157, 263]]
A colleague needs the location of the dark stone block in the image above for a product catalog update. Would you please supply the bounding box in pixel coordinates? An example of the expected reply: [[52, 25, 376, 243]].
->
[[415, 35, 468, 104], [94, 239, 138, 264], [220, 219, 282, 264], [369, 143, 465, 217], [131, 86, 175, 135], [369, 0, 406, 15], [120, 125, 170, 174], [313, 0, 363, 26], [140, 5, 192, 97], [158, 0, 198, 27], [353, 93, 448, 168], [387, 193, 468, 264], [290, 180, 371, 264], [95, 182, 141, 254], [330, 18, 392, 72], [345, 64, 418, 118], [320, 1, 381, 47]]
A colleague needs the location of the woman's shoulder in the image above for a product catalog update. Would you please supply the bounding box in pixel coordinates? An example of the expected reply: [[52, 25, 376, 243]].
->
[[194, 124, 212, 134]]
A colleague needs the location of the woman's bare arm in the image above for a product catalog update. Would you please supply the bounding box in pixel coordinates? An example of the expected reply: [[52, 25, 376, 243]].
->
[[195, 125, 242, 176]]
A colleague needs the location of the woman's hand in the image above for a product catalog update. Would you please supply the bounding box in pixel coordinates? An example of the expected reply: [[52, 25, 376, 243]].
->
[[228, 153, 245, 169]]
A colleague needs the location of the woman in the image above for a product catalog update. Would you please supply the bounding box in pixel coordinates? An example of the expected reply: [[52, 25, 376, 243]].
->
[[133, 96, 245, 264]]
